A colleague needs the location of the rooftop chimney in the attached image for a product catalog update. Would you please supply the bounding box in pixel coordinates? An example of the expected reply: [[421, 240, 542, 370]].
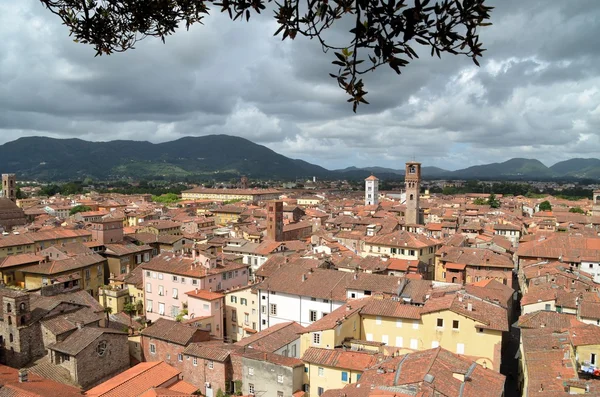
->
[[302, 274, 307, 282], [18, 369, 28, 383], [467, 302, 473, 311]]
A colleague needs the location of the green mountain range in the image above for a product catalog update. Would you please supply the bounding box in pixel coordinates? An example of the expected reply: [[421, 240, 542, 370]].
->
[[0, 136, 599, 181]]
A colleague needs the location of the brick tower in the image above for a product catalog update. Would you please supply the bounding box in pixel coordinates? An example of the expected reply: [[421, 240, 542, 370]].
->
[[405, 162, 421, 225], [266, 201, 283, 241]]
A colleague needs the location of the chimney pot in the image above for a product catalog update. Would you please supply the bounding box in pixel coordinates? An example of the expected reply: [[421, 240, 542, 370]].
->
[[18, 369, 28, 383]]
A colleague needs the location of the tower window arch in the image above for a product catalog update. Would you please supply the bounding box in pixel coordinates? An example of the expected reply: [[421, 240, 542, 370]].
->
[[19, 303, 25, 312], [6, 303, 11, 313], [410, 194, 414, 201]]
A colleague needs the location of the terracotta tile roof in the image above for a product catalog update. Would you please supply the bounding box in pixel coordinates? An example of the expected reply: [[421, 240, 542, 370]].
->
[[439, 246, 513, 269], [365, 230, 438, 249], [0, 253, 44, 269], [138, 387, 195, 396], [464, 279, 514, 309], [422, 293, 509, 332], [360, 298, 422, 320], [304, 299, 371, 333], [85, 361, 181, 397], [41, 307, 103, 336], [302, 347, 379, 371], [18, 252, 105, 276], [234, 321, 304, 352], [165, 380, 199, 394], [48, 327, 126, 356], [520, 328, 577, 396], [517, 234, 600, 262], [141, 318, 205, 346], [185, 289, 225, 301], [0, 364, 82, 397], [570, 323, 600, 346], [517, 310, 580, 331], [579, 301, 600, 320], [355, 347, 505, 397], [183, 343, 231, 362], [104, 243, 153, 256]]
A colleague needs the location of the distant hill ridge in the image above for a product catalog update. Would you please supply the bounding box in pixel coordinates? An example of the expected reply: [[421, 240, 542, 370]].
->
[[0, 136, 598, 181]]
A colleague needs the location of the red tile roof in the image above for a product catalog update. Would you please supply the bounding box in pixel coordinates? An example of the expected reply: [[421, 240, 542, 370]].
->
[[85, 361, 180, 397]]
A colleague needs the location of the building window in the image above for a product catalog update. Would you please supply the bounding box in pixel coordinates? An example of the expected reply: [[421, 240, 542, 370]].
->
[[477, 327, 484, 333], [592, 353, 597, 366], [270, 304, 277, 316], [178, 353, 183, 361], [277, 374, 283, 383], [413, 320, 419, 329], [232, 310, 237, 321], [544, 303, 551, 311], [158, 273, 163, 280], [149, 343, 156, 354], [277, 392, 284, 397], [318, 367, 324, 377], [192, 279, 198, 286], [208, 360, 214, 369], [376, 316, 382, 325], [452, 320, 459, 330], [181, 278, 185, 284], [172, 288, 178, 299], [172, 276, 178, 282], [396, 319, 403, 328], [244, 313, 249, 324], [85, 269, 91, 279], [158, 285, 164, 296], [249, 384, 255, 394], [249, 367, 254, 376], [457, 343, 465, 354], [436, 318, 444, 328], [193, 357, 198, 366], [146, 300, 153, 312], [309, 310, 317, 322], [341, 371, 348, 382], [318, 387, 324, 396], [231, 296, 237, 303], [241, 298, 247, 305], [313, 332, 321, 345], [146, 283, 152, 293]]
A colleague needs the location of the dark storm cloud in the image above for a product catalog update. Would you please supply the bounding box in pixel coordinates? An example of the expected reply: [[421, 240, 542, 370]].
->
[[1, 0, 600, 171]]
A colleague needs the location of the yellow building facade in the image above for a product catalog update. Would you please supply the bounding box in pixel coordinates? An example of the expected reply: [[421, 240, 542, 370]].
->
[[224, 285, 259, 342]]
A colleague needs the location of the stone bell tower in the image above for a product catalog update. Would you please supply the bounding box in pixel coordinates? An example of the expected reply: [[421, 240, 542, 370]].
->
[[405, 162, 421, 225], [1, 174, 16, 202]]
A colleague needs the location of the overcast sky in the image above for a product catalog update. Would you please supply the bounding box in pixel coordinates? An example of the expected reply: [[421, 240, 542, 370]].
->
[[1, 0, 599, 171]]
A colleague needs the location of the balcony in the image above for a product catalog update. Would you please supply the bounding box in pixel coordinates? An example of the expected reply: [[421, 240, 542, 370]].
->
[[99, 286, 130, 299]]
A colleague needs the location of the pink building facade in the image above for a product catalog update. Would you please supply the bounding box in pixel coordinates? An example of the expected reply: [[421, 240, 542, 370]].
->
[[142, 252, 249, 325], [185, 290, 225, 339]]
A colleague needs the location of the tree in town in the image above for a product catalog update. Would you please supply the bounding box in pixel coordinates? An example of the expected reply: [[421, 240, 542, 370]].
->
[[69, 205, 92, 215], [538, 200, 552, 212], [486, 193, 500, 208], [123, 302, 137, 328], [40, 0, 493, 110], [103, 306, 113, 327], [472, 197, 486, 205], [569, 206, 585, 214]]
